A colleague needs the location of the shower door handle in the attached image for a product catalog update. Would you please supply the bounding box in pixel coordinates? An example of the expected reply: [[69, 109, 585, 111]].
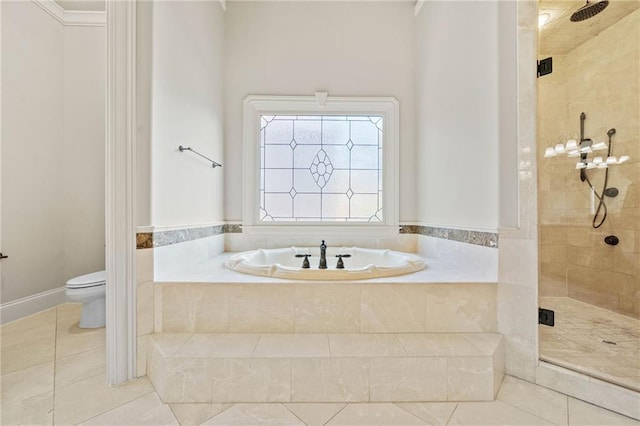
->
[[0, 253, 8, 260]]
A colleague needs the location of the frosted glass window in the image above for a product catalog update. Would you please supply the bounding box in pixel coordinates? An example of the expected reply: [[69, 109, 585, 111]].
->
[[259, 115, 383, 222]]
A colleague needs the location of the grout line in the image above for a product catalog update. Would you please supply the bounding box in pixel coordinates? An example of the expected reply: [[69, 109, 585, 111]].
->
[[393, 402, 437, 424], [51, 305, 59, 425], [323, 403, 348, 425], [281, 403, 307, 425], [444, 402, 458, 425], [78, 391, 156, 425]]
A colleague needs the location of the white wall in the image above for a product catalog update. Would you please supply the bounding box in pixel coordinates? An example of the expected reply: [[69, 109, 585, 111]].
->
[[1, 1, 65, 302], [415, 1, 500, 231], [63, 25, 106, 280], [1, 1, 104, 305], [224, 1, 416, 222], [151, 0, 225, 227]]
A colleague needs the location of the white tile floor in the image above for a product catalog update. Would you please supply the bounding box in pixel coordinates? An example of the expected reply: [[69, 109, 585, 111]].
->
[[539, 297, 640, 392], [2, 304, 639, 425]]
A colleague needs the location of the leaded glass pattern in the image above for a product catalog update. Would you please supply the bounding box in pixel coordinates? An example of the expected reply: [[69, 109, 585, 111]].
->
[[259, 115, 383, 222]]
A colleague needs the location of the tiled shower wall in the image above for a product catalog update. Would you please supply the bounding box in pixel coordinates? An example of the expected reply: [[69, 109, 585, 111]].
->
[[538, 9, 640, 318]]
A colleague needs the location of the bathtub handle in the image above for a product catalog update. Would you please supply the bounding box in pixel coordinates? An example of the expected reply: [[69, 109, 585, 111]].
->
[[335, 254, 351, 269], [294, 254, 311, 269]]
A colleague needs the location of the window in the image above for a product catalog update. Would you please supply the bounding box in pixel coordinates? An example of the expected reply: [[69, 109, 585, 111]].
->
[[243, 95, 398, 235]]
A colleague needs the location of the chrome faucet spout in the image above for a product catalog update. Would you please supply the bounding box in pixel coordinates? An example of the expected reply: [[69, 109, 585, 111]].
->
[[319, 240, 327, 269]]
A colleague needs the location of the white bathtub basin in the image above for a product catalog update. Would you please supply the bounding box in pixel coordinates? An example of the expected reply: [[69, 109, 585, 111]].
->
[[225, 247, 426, 280]]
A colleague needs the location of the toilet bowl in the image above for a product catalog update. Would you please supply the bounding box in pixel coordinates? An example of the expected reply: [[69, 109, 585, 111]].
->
[[65, 270, 106, 328]]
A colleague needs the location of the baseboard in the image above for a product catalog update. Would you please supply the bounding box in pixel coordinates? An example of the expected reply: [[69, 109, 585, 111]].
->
[[0, 287, 66, 325]]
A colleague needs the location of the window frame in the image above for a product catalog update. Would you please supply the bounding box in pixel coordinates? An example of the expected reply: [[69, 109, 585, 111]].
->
[[242, 95, 399, 236]]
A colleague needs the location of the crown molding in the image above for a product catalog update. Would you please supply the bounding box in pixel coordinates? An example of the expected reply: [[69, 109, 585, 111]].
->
[[32, 0, 106, 27]]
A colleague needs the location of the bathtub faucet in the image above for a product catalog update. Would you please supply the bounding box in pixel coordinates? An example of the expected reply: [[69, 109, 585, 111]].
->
[[319, 240, 328, 269]]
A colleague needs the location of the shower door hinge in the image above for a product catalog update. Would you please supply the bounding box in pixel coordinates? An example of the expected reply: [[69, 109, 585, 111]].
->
[[538, 308, 555, 326], [537, 57, 553, 78]]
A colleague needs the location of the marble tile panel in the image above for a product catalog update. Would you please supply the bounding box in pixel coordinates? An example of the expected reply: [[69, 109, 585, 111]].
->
[[228, 285, 295, 333], [361, 285, 426, 333], [136, 248, 154, 283], [154, 284, 163, 332], [462, 333, 503, 356], [55, 346, 106, 388], [162, 284, 230, 333], [137, 334, 148, 378], [150, 333, 192, 357], [284, 403, 346, 426], [0, 322, 55, 374], [536, 363, 640, 420], [137, 280, 154, 336], [328, 333, 406, 357], [291, 358, 369, 402], [53, 375, 155, 425], [425, 284, 496, 332], [208, 359, 290, 403], [568, 397, 640, 425], [202, 404, 304, 425], [176, 334, 260, 358], [55, 321, 106, 359], [370, 357, 447, 402], [151, 356, 213, 403], [0, 390, 53, 426], [0, 307, 56, 334], [504, 335, 536, 382], [447, 357, 495, 401], [294, 285, 360, 333], [0, 361, 54, 405], [448, 400, 556, 425], [395, 402, 458, 425], [79, 392, 178, 425], [497, 283, 537, 339], [497, 376, 568, 425], [395, 334, 482, 357], [253, 334, 330, 358], [326, 403, 426, 425], [168, 403, 233, 426]]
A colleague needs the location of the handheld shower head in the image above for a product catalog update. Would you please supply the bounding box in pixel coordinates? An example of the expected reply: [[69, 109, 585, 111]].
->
[[607, 128, 616, 137], [571, 0, 609, 22]]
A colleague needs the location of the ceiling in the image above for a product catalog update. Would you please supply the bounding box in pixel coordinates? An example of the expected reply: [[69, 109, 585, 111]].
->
[[54, 1, 105, 12], [539, 0, 640, 54]]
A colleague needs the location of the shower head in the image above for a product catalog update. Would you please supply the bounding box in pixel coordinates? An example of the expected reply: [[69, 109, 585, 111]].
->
[[571, 0, 609, 22], [607, 128, 616, 137]]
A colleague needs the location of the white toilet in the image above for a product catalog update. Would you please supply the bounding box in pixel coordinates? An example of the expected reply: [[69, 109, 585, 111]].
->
[[65, 270, 106, 328]]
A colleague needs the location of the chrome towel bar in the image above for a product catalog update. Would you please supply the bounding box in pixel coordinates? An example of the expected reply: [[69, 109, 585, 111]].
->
[[178, 145, 222, 168]]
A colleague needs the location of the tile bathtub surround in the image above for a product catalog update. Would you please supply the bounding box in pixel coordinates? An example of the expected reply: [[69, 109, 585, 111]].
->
[[147, 332, 505, 403], [158, 283, 497, 334], [2, 306, 639, 425]]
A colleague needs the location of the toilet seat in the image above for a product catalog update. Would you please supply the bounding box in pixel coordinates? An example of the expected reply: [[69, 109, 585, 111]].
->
[[66, 270, 106, 289]]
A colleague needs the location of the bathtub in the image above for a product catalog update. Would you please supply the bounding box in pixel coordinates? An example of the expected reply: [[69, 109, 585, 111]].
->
[[225, 247, 426, 280]]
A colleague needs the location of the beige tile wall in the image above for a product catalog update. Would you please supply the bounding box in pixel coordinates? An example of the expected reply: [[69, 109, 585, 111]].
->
[[538, 9, 640, 319], [157, 282, 497, 335]]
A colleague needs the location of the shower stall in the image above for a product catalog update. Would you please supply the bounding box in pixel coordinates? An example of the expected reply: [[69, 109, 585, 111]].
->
[[537, 0, 640, 391]]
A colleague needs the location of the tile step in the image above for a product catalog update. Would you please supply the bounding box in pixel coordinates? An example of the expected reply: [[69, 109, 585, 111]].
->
[[147, 332, 505, 403]]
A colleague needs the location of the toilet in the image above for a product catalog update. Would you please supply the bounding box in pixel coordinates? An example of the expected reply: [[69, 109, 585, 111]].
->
[[65, 270, 106, 328]]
